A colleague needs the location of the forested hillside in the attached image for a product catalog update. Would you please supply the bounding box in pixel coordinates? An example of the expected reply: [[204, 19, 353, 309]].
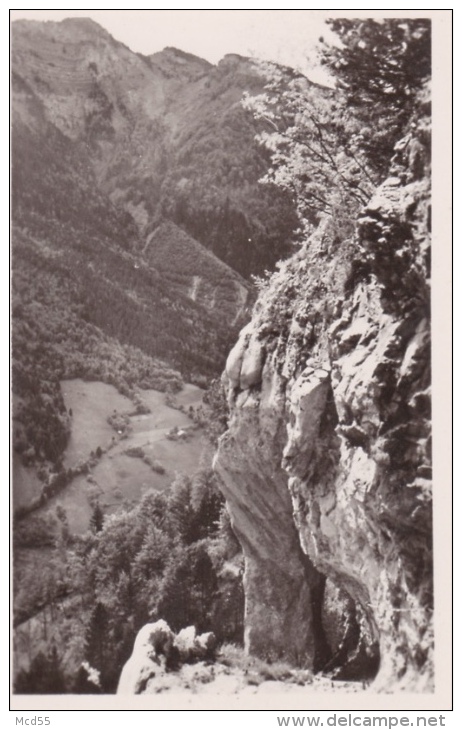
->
[[14, 468, 244, 694], [12, 19, 298, 278], [11, 18, 304, 473]]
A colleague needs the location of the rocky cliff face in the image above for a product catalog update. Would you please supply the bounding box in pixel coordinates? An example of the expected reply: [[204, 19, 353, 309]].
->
[[214, 103, 432, 691]]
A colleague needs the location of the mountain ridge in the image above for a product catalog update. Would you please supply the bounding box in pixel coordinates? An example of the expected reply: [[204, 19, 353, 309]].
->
[[11, 17, 298, 277]]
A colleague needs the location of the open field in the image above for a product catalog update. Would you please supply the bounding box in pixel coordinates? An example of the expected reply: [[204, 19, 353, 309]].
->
[[15, 379, 205, 534], [61, 380, 133, 468]]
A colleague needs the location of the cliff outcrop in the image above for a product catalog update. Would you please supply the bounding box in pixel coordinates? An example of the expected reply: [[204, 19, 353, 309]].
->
[[214, 108, 432, 691]]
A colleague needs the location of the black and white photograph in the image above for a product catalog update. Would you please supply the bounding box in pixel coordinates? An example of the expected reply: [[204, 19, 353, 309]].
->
[[10, 9, 452, 712]]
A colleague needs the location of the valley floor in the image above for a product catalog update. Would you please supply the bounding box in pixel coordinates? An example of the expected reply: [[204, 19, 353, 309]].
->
[[14, 378, 205, 532]]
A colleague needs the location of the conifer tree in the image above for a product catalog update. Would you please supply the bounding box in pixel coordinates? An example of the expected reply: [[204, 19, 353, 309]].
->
[[89, 502, 104, 533]]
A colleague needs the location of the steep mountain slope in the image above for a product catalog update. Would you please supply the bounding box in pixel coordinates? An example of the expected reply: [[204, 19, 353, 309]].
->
[[142, 221, 249, 323], [11, 17, 306, 469], [11, 18, 298, 278], [14, 18, 301, 470], [11, 76, 241, 458]]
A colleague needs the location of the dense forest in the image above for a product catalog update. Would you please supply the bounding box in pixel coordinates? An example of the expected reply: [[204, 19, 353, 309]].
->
[[14, 468, 244, 693], [12, 16, 433, 694]]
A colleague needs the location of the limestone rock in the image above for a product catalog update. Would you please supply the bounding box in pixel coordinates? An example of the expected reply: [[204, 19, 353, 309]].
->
[[174, 626, 217, 661], [225, 323, 266, 391], [215, 361, 329, 670], [174, 626, 198, 661], [117, 622, 217, 693], [239, 336, 265, 389], [226, 323, 253, 388], [194, 631, 217, 658], [214, 117, 432, 691], [117, 620, 174, 694]]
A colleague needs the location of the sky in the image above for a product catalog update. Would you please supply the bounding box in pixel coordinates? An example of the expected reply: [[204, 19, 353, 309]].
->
[[10, 9, 336, 85]]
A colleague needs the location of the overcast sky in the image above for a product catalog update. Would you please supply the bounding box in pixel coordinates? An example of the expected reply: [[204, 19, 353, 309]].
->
[[10, 9, 337, 84]]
